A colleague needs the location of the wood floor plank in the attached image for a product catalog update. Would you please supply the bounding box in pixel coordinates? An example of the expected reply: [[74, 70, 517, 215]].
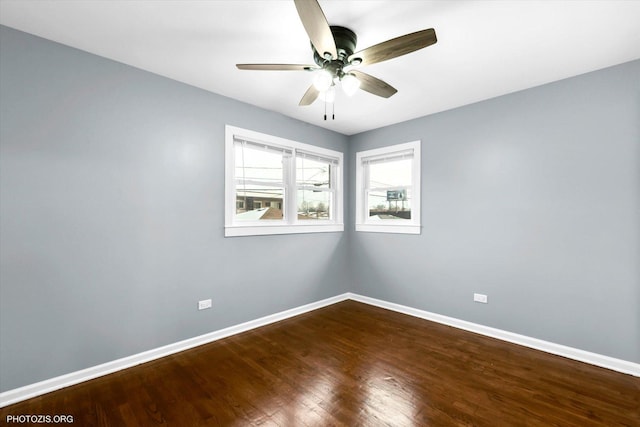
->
[[1, 300, 638, 426]]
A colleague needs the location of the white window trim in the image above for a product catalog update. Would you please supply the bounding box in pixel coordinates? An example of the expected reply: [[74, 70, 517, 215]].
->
[[225, 125, 344, 237], [355, 140, 421, 234]]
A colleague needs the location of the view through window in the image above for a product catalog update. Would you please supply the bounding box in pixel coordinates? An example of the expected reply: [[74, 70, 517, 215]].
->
[[366, 155, 413, 220], [297, 153, 335, 221], [234, 141, 287, 221]]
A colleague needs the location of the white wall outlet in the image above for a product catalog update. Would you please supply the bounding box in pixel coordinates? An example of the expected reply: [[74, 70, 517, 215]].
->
[[473, 293, 488, 304], [198, 299, 212, 310]]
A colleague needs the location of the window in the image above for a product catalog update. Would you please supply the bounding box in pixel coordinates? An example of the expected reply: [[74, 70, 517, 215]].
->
[[225, 125, 343, 237], [355, 141, 421, 234]]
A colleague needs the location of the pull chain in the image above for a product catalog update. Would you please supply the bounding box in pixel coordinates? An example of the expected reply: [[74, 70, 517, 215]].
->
[[322, 99, 335, 121]]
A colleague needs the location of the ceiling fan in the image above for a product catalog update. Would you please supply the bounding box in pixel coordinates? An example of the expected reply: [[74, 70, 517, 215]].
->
[[236, 0, 437, 117]]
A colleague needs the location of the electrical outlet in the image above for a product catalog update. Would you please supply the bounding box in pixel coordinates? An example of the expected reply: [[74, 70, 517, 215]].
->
[[198, 299, 212, 310], [473, 293, 488, 304]]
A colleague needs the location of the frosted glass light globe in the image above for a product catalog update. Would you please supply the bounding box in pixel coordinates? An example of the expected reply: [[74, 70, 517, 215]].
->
[[313, 70, 333, 92], [341, 73, 360, 96]]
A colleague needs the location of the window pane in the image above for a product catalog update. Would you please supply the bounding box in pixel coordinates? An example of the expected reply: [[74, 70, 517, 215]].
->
[[235, 144, 283, 184], [236, 187, 284, 220], [367, 157, 412, 220], [297, 189, 331, 220], [368, 158, 411, 189], [368, 189, 412, 220], [297, 157, 330, 189]]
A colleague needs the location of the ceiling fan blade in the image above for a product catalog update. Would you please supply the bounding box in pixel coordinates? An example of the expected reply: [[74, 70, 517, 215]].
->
[[293, 0, 338, 59], [348, 28, 437, 67], [351, 70, 397, 98], [299, 85, 320, 106], [236, 64, 315, 71]]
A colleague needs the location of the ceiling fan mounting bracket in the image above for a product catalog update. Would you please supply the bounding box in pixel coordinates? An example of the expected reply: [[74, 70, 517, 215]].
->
[[313, 26, 357, 66]]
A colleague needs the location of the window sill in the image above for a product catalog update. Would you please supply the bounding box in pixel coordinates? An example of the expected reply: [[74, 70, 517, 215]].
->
[[355, 223, 421, 235], [225, 223, 344, 237]]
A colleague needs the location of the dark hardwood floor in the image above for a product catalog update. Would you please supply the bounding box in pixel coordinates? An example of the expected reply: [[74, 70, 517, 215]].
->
[[2, 300, 638, 426]]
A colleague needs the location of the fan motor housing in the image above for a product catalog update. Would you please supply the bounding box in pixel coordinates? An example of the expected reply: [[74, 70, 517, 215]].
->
[[312, 26, 357, 65]]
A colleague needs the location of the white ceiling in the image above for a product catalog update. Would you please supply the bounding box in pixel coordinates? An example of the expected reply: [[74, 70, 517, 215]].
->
[[1, 0, 639, 135]]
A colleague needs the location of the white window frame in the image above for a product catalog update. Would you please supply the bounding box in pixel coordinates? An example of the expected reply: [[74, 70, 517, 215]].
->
[[355, 140, 421, 234], [225, 125, 344, 237]]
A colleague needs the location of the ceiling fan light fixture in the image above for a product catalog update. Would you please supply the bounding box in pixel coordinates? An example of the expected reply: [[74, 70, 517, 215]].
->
[[313, 69, 333, 91], [341, 73, 360, 96], [319, 85, 336, 103], [237, 0, 438, 112]]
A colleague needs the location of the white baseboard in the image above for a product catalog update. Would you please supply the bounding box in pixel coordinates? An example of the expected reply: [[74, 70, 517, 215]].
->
[[0, 293, 350, 408], [2, 292, 638, 408], [346, 292, 640, 378]]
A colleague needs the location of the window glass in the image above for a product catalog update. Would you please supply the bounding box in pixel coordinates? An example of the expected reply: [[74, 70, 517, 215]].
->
[[297, 189, 332, 220], [367, 158, 412, 220], [368, 158, 411, 188], [234, 143, 284, 221], [234, 143, 283, 183], [297, 156, 333, 221]]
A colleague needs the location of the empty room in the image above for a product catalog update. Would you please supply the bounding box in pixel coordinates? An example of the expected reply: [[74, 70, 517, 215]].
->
[[1, 0, 639, 425]]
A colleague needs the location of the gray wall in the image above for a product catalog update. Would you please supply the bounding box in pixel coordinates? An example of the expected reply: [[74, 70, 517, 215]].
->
[[0, 26, 350, 392], [348, 59, 640, 363]]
